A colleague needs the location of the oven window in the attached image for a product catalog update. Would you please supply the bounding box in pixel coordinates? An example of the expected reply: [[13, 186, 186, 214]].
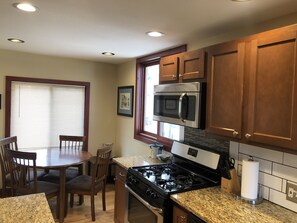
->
[[128, 194, 158, 223]]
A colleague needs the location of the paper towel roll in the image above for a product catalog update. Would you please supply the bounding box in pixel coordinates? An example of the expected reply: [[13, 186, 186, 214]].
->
[[241, 159, 259, 200]]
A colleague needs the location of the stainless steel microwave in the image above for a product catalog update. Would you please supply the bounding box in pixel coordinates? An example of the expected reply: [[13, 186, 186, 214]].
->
[[153, 82, 206, 128]]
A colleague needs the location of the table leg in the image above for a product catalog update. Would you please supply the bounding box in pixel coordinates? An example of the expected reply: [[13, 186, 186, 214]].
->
[[59, 167, 66, 223]]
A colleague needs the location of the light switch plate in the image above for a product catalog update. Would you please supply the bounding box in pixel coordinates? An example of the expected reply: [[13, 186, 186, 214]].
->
[[286, 182, 297, 204]]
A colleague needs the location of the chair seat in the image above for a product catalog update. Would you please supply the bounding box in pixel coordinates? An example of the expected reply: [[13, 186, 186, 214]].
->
[[40, 168, 80, 184], [66, 175, 103, 193]]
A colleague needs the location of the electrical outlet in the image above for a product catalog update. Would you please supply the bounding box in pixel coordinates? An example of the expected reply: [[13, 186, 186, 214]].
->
[[286, 182, 297, 203]]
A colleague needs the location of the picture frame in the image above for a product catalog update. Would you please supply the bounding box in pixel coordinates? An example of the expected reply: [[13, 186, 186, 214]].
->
[[117, 85, 134, 117]]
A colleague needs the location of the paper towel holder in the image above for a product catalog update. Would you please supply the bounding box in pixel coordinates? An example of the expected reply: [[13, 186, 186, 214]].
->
[[239, 157, 263, 205]]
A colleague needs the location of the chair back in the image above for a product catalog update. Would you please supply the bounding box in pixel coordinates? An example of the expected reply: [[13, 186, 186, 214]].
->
[[59, 135, 86, 151], [91, 146, 112, 186], [5, 149, 37, 195], [0, 136, 18, 186]]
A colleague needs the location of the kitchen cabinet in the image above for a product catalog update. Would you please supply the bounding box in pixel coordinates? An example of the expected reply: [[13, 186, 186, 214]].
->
[[159, 49, 205, 83], [114, 165, 127, 223], [245, 29, 297, 149], [206, 25, 297, 151], [206, 40, 245, 139], [173, 205, 188, 223]]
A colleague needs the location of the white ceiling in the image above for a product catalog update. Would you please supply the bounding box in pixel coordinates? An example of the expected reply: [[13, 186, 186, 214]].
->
[[1, 0, 297, 64]]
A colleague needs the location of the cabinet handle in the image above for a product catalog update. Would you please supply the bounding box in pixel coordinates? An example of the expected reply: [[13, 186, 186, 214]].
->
[[172, 74, 177, 79], [245, 133, 251, 139], [180, 216, 186, 223], [119, 172, 125, 177], [179, 74, 183, 77], [233, 131, 238, 136]]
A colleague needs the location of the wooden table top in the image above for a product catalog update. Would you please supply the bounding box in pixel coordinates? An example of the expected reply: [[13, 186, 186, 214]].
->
[[21, 147, 91, 168]]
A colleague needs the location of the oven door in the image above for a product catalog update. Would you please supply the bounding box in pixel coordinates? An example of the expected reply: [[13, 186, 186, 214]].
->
[[126, 185, 163, 223]]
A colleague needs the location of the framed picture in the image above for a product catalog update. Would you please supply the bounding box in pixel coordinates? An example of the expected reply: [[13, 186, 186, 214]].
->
[[117, 85, 134, 117]]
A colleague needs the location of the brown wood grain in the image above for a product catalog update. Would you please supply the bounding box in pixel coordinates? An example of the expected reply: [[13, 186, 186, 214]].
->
[[206, 41, 245, 139]]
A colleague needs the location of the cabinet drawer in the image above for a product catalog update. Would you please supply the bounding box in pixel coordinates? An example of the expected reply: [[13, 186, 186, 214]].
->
[[116, 165, 127, 182]]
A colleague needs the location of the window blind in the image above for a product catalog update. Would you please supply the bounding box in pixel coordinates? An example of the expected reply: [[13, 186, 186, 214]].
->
[[11, 81, 85, 149]]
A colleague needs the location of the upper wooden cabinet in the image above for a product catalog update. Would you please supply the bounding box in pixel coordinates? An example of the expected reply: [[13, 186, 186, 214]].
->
[[159, 49, 205, 83], [245, 30, 297, 149], [206, 25, 297, 151], [206, 41, 245, 139]]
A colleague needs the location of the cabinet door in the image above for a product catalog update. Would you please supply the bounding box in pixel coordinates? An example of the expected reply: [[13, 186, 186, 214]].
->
[[160, 54, 179, 82], [114, 165, 127, 223], [206, 41, 245, 138], [180, 49, 205, 80], [173, 205, 188, 223], [246, 31, 297, 149]]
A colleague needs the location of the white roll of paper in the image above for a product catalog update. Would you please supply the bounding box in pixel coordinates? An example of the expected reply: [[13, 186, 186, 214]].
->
[[241, 158, 259, 200]]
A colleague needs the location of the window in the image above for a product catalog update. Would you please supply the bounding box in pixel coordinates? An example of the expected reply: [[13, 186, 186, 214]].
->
[[5, 76, 90, 150], [134, 45, 186, 150]]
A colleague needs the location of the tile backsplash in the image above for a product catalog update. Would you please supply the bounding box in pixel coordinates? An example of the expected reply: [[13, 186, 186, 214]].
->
[[184, 128, 229, 154], [230, 141, 297, 213]]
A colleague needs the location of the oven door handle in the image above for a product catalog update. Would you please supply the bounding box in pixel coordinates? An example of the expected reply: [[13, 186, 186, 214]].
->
[[125, 185, 163, 214]]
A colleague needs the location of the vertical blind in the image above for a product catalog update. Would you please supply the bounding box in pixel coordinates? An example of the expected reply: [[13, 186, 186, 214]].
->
[[11, 81, 85, 149]]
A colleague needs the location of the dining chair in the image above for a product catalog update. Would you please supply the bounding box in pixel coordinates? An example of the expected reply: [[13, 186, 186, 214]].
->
[[65, 146, 112, 221], [5, 148, 60, 216], [0, 136, 18, 197]]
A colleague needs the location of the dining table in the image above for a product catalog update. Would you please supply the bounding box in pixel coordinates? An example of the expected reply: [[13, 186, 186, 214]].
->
[[21, 147, 91, 223]]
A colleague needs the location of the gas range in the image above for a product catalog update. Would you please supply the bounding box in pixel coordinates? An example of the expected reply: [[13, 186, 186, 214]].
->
[[128, 163, 208, 194], [125, 141, 225, 223]]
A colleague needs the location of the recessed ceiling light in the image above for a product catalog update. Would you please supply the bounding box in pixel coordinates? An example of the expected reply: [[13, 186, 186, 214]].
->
[[146, 31, 164, 37], [102, 52, 115, 56], [13, 2, 38, 12], [8, 38, 25, 43]]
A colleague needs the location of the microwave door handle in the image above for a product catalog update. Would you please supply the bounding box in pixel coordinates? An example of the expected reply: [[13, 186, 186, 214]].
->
[[178, 93, 186, 122]]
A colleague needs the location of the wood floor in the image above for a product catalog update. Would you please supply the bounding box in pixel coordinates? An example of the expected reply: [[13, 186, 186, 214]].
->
[[49, 184, 115, 223]]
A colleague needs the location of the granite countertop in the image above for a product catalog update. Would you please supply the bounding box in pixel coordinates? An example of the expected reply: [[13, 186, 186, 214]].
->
[[171, 187, 297, 223], [113, 155, 164, 169], [0, 193, 55, 223]]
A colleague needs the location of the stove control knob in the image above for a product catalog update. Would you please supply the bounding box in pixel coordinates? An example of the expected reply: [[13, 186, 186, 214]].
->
[[151, 192, 158, 199], [128, 176, 138, 184], [146, 188, 152, 196], [146, 189, 158, 199]]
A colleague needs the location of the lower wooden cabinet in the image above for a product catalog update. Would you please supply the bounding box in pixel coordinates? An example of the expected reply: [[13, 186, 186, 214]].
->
[[173, 205, 188, 223], [114, 165, 127, 223]]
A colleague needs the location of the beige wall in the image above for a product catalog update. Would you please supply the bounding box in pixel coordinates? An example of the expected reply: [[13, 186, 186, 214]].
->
[[0, 49, 117, 156], [115, 61, 151, 157]]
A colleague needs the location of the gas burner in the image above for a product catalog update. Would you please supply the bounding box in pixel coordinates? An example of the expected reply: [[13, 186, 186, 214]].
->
[[162, 167, 172, 175], [163, 181, 184, 191], [143, 170, 154, 177]]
